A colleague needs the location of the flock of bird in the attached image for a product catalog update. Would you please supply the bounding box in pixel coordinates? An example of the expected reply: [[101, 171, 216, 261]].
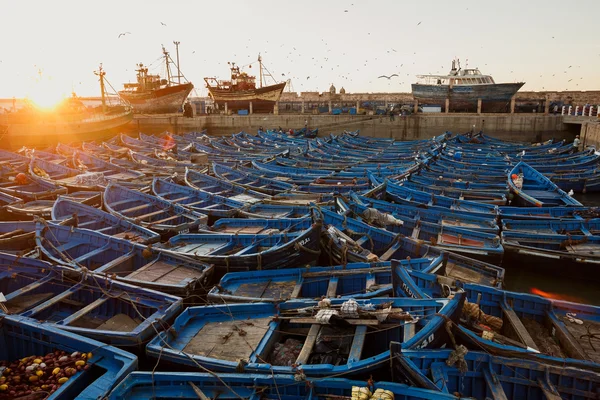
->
[[113, 13, 591, 94]]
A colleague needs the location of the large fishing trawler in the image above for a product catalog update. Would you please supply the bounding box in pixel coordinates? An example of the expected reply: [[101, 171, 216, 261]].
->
[[412, 59, 525, 112], [204, 55, 286, 113], [119, 44, 194, 114]]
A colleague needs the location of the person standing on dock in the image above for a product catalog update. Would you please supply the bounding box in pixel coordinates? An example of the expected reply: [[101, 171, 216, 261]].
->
[[573, 135, 581, 152]]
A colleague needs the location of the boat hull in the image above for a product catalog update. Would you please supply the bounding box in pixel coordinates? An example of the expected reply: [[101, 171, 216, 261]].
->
[[1, 111, 133, 149], [412, 82, 525, 112], [207, 82, 286, 113], [119, 82, 194, 114]]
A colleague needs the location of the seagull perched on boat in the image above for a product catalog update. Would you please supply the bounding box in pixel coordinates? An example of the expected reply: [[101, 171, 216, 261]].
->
[[118, 32, 131, 38], [378, 74, 398, 80]]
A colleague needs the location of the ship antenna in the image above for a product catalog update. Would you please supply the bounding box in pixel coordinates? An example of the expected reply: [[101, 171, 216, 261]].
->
[[258, 54, 263, 88], [173, 41, 181, 84], [162, 44, 172, 85], [94, 63, 107, 113]]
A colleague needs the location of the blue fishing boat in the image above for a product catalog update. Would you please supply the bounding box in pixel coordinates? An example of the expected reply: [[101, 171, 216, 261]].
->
[[398, 180, 508, 205], [239, 203, 317, 218], [0, 252, 182, 346], [212, 162, 296, 195], [5, 199, 55, 220], [502, 217, 600, 234], [339, 199, 503, 263], [501, 229, 600, 273], [121, 132, 176, 152], [73, 150, 146, 182], [160, 219, 322, 273], [391, 265, 600, 371], [152, 177, 246, 219], [146, 295, 464, 376], [108, 372, 458, 400], [104, 183, 207, 236], [499, 204, 591, 219], [208, 260, 411, 303], [200, 215, 313, 234], [351, 193, 500, 233], [36, 223, 214, 296], [0, 221, 40, 253], [184, 168, 270, 204], [129, 150, 199, 171], [30, 156, 107, 191], [508, 161, 583, 207], [383, 178, 499, 216], [392, 348, 600, 399], [0, 173, 67, 202], [321, 209, 504, 287], [252, 160, 333, 178], [52, 197, 160, 244], [0, 314, 137, 399]]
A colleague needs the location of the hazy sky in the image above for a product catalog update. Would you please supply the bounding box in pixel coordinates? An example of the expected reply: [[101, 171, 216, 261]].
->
[[1, 0, 599, 101]]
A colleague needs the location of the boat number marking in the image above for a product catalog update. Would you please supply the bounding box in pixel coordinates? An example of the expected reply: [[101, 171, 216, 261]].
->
[[418, 334, 435, 348], [299, 238, 311, 246], [402, 282, 417, 299]]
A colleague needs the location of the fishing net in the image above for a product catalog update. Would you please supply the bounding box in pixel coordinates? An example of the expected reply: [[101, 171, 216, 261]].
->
[[74, 172, 107, 187]]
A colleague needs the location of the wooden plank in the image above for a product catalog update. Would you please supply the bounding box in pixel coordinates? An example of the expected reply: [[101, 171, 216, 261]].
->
[[365, 273, 376, 291], [295, 324, 320, 365], [96, 313, 140, 332], [348, 325, 366, 363], [6, 292, 54, 314], [0, 229, 25, 239], [120, 203, 153, 214], [149, 214, 181, 225], [326, 276, 339, 298], [537, 378, 562, 400], [482, 368, 509, 400], [136, 209, 168, 221], [500, 300, 540, 352], [290, 280, 303, 299], [60, 297, 109, 326]]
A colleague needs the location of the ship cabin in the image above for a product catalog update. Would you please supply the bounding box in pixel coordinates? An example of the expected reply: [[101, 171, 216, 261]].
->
[[122, 63, 168, 93], [416, 69, 496, 87], [204, 62, 257, 91]]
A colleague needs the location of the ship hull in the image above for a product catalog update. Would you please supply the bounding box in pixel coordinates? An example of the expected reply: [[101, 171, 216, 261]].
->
[[1, 111, 133, 149], [207, 82, 286, 113], [412, 82, 525, 112], [119, 83, 194, 114]]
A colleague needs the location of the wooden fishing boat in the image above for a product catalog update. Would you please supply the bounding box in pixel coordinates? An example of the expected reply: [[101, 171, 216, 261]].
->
[[398, 180, 508, 205], [502, 217, 600, 234], [392, 349, 600, 399], [0, 221, 39, 253], [0, 252, 182, 346], [351, 193, 500, 233], [508, 161, 583, 207], [341, 200, 503, 263], [52, 197, 160, 244], [212, 162, 295, 195], [104, 183, 207, 236], [129, 150, 200, 172], [498, 205, 591, 220], [501, 230, 600, 276], [238, 203, 317, 219], [0, 172, 67, 201], [146, 295, 464, 376], [383, 178, 499, 217], [184, 168, 270, 204], [321, 209, 504, 287], [391, 266, 600, 371], [199, 216, 313, 234], [5, 199, 55, 220], [208, 259, 423, 303], [120, 132, 177, 152], [108, 372, 459, 400], [35, 222, 214, 296], [160, 219, 322, 274], [0, 314, 137, 400], [72, 150, 146, 182], [30, 156, 107, 191], [152, 177, 246, 219]]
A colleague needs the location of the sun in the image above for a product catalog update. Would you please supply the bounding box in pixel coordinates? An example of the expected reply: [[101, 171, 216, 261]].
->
[[27, 90, 67, 111]]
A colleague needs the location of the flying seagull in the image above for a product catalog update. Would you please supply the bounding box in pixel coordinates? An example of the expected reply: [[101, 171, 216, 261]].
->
[[417, 21, 422, 25], [378, 74, 398, 79], [160, 22, 167, 26], [118, 32, 131, 38]]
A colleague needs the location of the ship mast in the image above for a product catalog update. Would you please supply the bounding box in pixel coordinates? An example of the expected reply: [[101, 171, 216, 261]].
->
[[258, 54, 263, 88], [94, 64, 107, 113], [173, 41, 181, 84], [162, 45, 172, 85]]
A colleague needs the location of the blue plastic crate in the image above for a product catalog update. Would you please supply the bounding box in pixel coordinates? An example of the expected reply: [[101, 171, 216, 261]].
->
[[0, 315, 137, 400], [237, 109, 249, 115]]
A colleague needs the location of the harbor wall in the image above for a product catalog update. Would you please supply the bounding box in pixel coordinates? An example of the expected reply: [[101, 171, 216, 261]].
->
[[132, 114, 571, 142], [581, 121, 600, 148]]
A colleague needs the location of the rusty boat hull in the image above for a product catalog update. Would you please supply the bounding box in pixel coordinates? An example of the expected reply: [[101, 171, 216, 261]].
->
[[207, 82, 286, 113], [119, 82, 194, 114]]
